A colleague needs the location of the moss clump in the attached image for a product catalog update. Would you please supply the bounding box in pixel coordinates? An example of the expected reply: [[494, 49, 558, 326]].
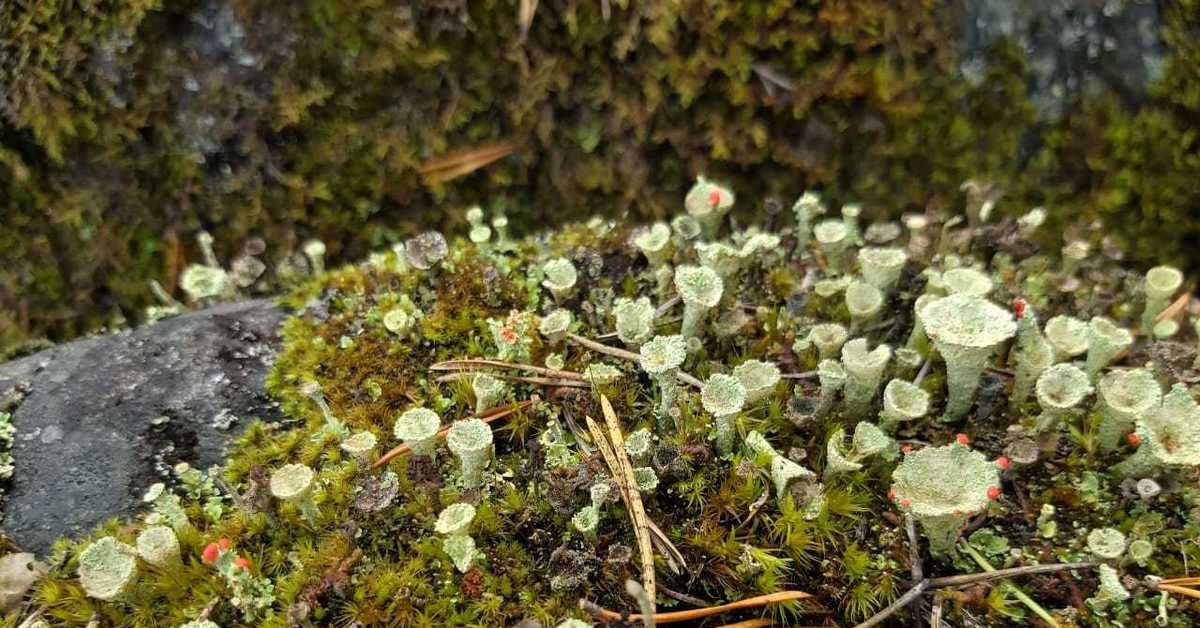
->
[[21, 178, 1200, 627]]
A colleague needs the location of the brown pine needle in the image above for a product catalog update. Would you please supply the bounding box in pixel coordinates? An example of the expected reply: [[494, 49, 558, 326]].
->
[[371, 401, 532, 470], [419, 141, 520, 185], [1161, 576, 1200, 586], [582, 590, 813, 624], [434, 372, 589, 388], [1157, 584, 1200, 600], [716, 619, 776, 628], [1154, 289, 1193, 325]]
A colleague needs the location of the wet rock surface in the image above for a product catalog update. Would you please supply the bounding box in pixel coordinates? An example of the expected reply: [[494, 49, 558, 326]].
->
[[0, 300, 287, 555]]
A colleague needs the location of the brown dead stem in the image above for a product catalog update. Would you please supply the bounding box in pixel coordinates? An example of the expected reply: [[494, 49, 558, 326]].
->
[[582, 590, 813, 624]]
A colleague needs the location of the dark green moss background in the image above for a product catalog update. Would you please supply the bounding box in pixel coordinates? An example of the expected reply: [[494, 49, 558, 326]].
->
[[2, 0, 1198, 355]]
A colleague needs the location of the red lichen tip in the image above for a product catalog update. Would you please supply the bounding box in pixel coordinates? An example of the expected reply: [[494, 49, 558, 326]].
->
[[995, 456, 1011, 470], [900, 499, 911, 508], [987, 486, 1001, 500], [201, 543, 221, 563], [956, 433, 970, 446], [217, 537, 232, 551], [887, 488, 897, 502], [233, 556, 252, 570], [1012, 297, 1027, 320], [901, 444, 913, 455], [708, 189, 722, 207], [1128, 433, 1142, 448]]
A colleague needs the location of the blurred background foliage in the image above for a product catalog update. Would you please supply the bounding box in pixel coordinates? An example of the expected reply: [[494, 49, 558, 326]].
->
[[1, 0, 1197, 355]]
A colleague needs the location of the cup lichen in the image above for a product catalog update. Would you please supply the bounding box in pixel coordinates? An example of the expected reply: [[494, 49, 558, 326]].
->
[[920, 294, 1016, 422]]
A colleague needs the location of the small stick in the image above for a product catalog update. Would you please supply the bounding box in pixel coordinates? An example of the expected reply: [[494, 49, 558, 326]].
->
[[906, 515, 923, 582], [371, 401, 532, 469], [1161, 576, 1200, 586], [598, 394, 656, 609], [430, 358, 586, 381], [1154, 290, 1193, 325], [659, 585, 709, 608], [851, 579, 929, 628], [929, 592, 944, 627], [715, 619, 776, 628], [913, 358, 933, 386], [434, 372, 589, 388], [1157, 584, 1200, 600], [655, 296, 681, 318], [582, 590, 813, 624], [926, 561, 1096, 588], [781, 370, 818, 380], [568, 333, 703, 388]]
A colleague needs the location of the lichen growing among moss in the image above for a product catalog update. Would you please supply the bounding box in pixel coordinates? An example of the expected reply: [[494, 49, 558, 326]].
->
[[18, 179, 1200, 627]]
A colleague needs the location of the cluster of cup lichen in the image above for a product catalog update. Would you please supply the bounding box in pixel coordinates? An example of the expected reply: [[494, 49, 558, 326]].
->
[[21, 176, 1200, 627]]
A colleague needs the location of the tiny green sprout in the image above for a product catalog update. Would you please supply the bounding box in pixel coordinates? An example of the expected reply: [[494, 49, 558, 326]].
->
[[78, 537, 138, 600], [1017, 207, 1046, 234], [808, 323, 849, 361], [469, 224, 493, 245], [792, 191, 826, 256], [624, 428, 653, 465], [1037, 504, 1057, 539], [196, 231, 219, 267], [1128, 539, 1153, 565], [447, 418, 494, 489], [905, 294, 940, 354], [825, 422, 892, 479], [1088, 564, 1130, 610], [701, 373, 747, 454], [745, 430, 818, 501], [404, 231, 449, 269], [1097, 369, 1161, 451], [1043, 315, 1089, 361], [674, 265, 724, 338], [1153, 318, 1180, 339], [880, 379, 931, 433], [572, 505, 600, 541], [1032, 364, 1092, 433], [816, 359, 847, 418], [393, 407, 442, 456], [442, 534, 479, 574], [1061, 240, 1089, 277], [179, 264, 230, 301], [733, 359, 781, 405], [382, 308, 413, 336], [302, 239, 326, 275], [671, 214, 702, 243], [814, 219, 850, 274], [581, 362, 622, 385], [639, 335, 687, 421], [684, 176, 735, 237], [893, 347, 923, 378], [590, 482, 612, 508], [890, 442, 999, 557], [1087, 527, 1127, 560], [841, 338, 892, 421], [813, 275, 851, 298], [472, 372, 509, 413], [135, 525, 180, 568], [179, 620, 221, 628], [1009, 304, 1055, 409], [632, 222, 673, 267], [1141, 265, 1184, 330], [1115, 383, 1200, 478], [920, 294, 1016, 422], [491, 214, 512, 249], [465, 206, 485, 228], [633, 467, 659, 492], [542, 258, 578, 301], [694, 241, 743, 284], [1084, 317, 1133, 379], [941, 267, 994, 297], [539, 308, 573, 345], [545, 353, 565, 370], [841, 203, 862, 244], [857, 247, 907, 292], [434, 503, 477, 536], [270, 463, 319, 525], [340, 431, 377, 463], [613, 297, 655, 347], [845, 280, 884, 332]]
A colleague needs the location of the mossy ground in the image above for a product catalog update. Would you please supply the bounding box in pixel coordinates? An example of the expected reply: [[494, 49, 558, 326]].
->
[[3, 0, 1200, 356], [13, 205, 1200, 626]]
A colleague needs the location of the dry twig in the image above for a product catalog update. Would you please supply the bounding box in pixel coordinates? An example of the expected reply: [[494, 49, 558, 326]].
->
[[568, 333, 703, 388], [582, 590, 813, 624]]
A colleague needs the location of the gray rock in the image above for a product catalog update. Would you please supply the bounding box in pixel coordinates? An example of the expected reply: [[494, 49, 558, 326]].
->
[[0, 299, 288, 555]]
